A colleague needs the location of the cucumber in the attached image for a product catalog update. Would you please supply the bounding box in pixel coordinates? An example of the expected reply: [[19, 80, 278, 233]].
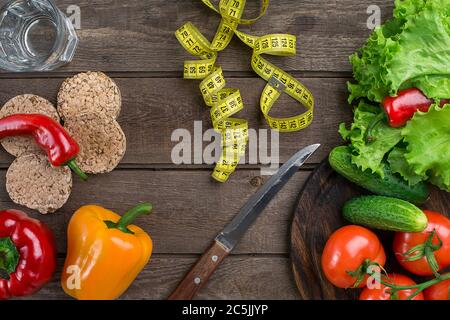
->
[[329, 146, 429, 204], [343, 196, 428, 232]]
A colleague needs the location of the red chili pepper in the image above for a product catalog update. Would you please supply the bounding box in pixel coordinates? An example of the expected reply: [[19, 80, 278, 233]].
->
[[0, 210, 57, 299], [382, 88, 448, 128], [0, 114, 87, 180]]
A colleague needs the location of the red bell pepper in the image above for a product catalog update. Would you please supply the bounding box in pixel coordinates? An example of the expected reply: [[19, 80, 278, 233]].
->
[[382, 88, 448, 128], [0, 210, 57, 300], [0, 114, 87, 180]]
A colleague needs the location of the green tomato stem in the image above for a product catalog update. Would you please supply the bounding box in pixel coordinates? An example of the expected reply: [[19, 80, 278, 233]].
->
[[378, 273, 450, 300], [401, 230, 443, 278], [368, 230, 447, 300], [347, 259, 380, 288]]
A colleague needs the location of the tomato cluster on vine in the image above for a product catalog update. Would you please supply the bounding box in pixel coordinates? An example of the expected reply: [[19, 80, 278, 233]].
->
[[321, 210, 450, 300]]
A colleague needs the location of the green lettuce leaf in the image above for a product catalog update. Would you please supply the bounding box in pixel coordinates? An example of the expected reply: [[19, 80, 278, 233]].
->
[[388, 147, 427, 185], [348, 0, 450, 103], [401, 104, 450, 191], [401, 75, 450, 99], [339, 102, 403, 176]]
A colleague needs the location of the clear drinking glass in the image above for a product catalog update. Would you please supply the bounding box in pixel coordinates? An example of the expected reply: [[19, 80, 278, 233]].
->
[[0, 0, 78, 72]]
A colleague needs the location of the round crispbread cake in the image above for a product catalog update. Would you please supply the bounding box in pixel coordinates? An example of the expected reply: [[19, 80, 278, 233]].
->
[[6, 154, 72, 214], [63, 113, 126, 174], [57, 71, 121, 120], [0, 94, 60, 157]]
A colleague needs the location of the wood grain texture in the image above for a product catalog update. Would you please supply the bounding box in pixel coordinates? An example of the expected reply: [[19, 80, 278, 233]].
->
[[0, 77, 352, 165], [0, 0, 392, 73], [0, 169, 309, 255], [290, 160, 450, 300], [0, 0, 399, 300], [24, 255, 299, 300]]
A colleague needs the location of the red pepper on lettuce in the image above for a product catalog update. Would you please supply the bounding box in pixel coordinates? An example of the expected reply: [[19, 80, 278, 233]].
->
[[341, 0, 450, 194]]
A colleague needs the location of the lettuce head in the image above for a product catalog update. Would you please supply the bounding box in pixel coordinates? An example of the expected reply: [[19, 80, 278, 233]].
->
[[348, 0, 450, 103], [340, 0, 450, 193]]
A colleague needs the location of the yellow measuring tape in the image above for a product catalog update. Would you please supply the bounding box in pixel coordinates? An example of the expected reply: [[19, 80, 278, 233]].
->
[[175, 0, 314, 182]]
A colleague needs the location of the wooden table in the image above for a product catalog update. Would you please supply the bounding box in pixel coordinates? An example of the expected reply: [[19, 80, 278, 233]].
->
[[1, 0, 394, 300]]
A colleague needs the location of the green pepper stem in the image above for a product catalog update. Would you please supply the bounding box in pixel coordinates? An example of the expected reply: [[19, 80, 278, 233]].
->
[[0, 238, 19, 279], [107, 203, 153, 234], [66, 159, 88, 181]]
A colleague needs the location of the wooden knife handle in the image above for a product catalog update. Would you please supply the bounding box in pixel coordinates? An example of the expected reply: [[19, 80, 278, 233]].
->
[[168, 240, 230, 300]]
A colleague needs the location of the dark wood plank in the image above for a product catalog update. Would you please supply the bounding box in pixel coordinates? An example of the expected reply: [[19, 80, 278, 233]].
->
[[0, 169, 309, 254], [13, 0, 393, 73], [0, 77, 352, 165], [291, 160, 450, 299], [23, 255, 299, 300]]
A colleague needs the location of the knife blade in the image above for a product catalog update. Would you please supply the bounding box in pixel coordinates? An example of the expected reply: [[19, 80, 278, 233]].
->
[[215, 143, 321, 251], [168, 144, 320, 300]]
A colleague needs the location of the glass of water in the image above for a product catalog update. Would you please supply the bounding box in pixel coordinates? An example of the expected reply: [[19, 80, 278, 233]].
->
[[0, 0, 78, 72]]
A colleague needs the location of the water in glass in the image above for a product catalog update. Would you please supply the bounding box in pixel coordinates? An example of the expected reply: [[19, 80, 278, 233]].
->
[[0, 0, 78, 71]]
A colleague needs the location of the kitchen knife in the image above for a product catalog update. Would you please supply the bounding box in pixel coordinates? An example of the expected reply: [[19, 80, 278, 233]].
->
[[168, 144, 320, 300]]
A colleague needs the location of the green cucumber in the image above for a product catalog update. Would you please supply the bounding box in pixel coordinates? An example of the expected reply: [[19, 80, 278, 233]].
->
[[329, 146, 429, 204], [343, 196, 428, 232]]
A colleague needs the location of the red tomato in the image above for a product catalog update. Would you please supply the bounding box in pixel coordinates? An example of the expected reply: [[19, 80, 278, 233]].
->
[[321, 225, 386, 288], [393, 210, 450, 276], [424, 275, 450, 300], [360, 274, 424, 300]]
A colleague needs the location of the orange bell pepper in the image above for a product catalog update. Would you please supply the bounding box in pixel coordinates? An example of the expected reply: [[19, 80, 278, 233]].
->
[[61, 203, 153, 300]]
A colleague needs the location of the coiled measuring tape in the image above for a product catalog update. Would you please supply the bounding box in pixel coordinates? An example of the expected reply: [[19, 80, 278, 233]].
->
[[175, 0, 314, 182]]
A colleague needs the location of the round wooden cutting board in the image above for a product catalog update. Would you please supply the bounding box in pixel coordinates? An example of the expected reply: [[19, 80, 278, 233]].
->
[[290, 158, 450, 300]]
